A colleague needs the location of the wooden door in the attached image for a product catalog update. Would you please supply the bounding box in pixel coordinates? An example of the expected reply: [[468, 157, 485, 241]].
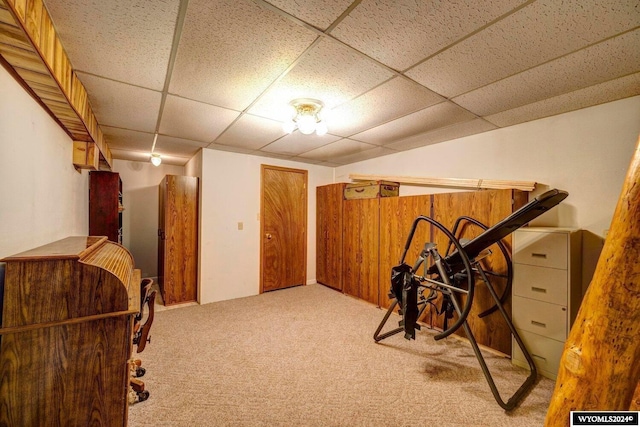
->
[[316, 183, 344, 290], [343, 198, 379, 305], [261, 165, 307, 292]]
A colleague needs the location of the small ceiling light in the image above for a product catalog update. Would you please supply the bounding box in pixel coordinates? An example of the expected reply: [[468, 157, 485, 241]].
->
[[150, 133, 161, 166], [283, 98, 327, 136], [150, 153, 162, 167]]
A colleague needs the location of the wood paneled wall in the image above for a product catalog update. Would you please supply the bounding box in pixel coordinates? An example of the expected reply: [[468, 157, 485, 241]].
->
[[319, 187, 528, 355], [431, 190, 527, 355]]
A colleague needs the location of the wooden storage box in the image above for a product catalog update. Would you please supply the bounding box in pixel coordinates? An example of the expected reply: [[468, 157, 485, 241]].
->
[[344, 181, 399, 200]]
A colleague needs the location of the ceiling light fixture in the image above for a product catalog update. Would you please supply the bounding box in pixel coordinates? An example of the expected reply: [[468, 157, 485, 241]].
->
[[150, 133, 161, 166], [150, 153, 162, 166], [282, 98, 327, 136]]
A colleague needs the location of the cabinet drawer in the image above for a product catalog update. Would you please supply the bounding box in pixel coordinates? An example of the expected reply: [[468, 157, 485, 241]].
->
[[512, 329, 565, 379], [513, 296, 567, 341], [513, 263, 568, 305], [514, 230, 568, 269]]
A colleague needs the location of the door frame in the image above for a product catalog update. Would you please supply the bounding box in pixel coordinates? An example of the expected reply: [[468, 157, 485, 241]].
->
[[259, 164, 308, 293]]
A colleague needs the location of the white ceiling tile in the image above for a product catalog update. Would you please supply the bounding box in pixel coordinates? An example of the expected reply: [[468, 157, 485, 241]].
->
[[330, 0, 528, 71], [206, 144, 256, 155], [407, 0, 640, 97], [44, 0, 179, 90], [77, 73, 161, 132], [155, 135, 208, 158], [159, 95, 240, 142], [327, 77, 444, 137], [215, 114, 286, 150], [103, 126, 154, 151], [169, 0, 318, 110], [453, 29, 640, 116], [264, 0, 353, 30], [384, 119, 497, 151], [485, 73, 640, 127], [248, 37, 394, 120], [299, 138, 378, 161], [109, 148, 190, 166], [351, 101, 477, 145], [260, 132, 341, 156], [331, 146, 398, 165]]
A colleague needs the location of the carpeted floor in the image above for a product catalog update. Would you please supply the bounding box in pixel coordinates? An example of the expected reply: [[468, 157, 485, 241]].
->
[[129, 284, 554, 426]]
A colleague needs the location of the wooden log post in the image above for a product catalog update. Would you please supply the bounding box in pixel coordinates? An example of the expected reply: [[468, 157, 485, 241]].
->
[[545, 136, 640, 425]]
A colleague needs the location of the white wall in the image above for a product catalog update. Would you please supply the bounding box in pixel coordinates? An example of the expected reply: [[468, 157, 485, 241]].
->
[[0, 64, 88, 258], [198, 150, 333, 304], [112, 159, 185, 277], [337, 96, 640, 238]]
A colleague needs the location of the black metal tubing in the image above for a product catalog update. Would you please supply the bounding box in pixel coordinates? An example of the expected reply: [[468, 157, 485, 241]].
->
[[398, 215, 475, 340], [448, 216, 513, 318], [373, 298, 429, 342]]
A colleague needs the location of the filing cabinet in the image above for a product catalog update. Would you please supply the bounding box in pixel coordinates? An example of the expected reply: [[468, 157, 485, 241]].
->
[[511, 227, 582, 379]]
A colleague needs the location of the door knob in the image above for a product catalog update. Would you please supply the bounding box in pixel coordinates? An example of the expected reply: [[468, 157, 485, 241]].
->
[[265, 233, 272, 240]]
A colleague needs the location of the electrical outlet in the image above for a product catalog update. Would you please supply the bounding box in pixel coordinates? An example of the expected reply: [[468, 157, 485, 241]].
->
[[238, 222, 243, 231]]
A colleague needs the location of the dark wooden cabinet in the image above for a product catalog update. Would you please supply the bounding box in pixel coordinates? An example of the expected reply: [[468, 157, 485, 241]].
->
[[158, 175, 199, 306], [343, 198, 380, 305], [89, 171, 123, 243], [316, 183, 345, 291]]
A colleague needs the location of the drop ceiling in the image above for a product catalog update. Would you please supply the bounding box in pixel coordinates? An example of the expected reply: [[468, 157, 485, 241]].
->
[[40, 0, 640, 166]]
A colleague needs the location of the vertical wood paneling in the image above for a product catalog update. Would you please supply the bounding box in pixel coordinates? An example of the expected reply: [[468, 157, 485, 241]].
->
[[432, 189, 525, 355], [342, 198, 380, 306], [160, 175, 199, 305], [89, 171, 121, 243], [379, 195, 432, 309], [316, 183, 344, 291]]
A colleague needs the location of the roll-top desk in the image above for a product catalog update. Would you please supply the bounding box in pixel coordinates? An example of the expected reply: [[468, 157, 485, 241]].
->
[[0, 236, 140, 427]]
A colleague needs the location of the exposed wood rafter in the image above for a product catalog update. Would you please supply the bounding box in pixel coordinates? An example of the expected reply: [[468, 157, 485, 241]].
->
[[0, 0, 112, 169]]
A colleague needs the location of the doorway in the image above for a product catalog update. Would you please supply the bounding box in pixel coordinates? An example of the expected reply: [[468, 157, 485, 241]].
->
[[260, 165, 308, 292]]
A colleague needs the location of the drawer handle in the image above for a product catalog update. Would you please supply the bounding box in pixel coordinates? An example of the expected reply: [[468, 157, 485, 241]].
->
[[531, 253, 547, 259], [531, 320, 547, 328], [355, 188, 365, 193], [531, 286, 547, 293], [532, 354, 547, 362]]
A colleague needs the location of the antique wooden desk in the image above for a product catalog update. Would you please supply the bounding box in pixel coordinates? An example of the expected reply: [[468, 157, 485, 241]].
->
[[0, 236, 140, 426]]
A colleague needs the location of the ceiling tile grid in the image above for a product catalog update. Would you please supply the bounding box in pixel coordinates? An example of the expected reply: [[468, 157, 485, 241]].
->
[[45, 0, 179, 90], [168, 0, 318, 111], [159, 95, 240, 142], [484, 72, 640, 127], [214, 113, 287, 150], [30, 0, 640, 166], [77, 72, 162, 132], [329, 0, 530, 71], [261, 132, 342, 156], [247, 37, 394, 121], [263, 0, 353, 30], [385, 118, 498, 152], [351, 101, 478, 145], [327, 76, 444, 137], [406, 0, 640, 98], [453, 29, 640, 116]]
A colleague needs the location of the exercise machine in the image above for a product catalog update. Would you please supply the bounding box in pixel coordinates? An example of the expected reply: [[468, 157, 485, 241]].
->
[[373, 189, 568, 410]]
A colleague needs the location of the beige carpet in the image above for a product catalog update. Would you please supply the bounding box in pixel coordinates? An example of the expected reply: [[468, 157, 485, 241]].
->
[[129, 284, 554, 426]]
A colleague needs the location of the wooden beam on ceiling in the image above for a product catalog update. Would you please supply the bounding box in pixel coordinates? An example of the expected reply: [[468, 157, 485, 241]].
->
[[0, 0, 113, 169]]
